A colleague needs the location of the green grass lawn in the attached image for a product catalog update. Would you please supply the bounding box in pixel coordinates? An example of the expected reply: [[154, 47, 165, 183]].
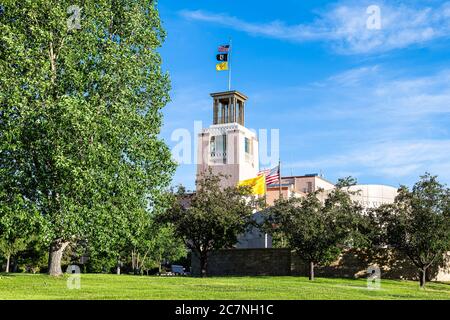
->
[[0, 273, 449, 300]]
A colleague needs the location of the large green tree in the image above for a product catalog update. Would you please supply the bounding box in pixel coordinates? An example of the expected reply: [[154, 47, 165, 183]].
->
[[159, 171, 258, 277], [0, 0, 175, 275], [264, 178, 364, 280], [374, 173, 450, 288]]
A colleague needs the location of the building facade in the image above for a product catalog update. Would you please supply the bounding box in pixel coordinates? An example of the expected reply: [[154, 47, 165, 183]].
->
[[347, 184, 398, 209]]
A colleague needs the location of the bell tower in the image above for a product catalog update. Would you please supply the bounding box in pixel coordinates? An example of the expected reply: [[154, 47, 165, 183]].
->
[[197, 91, 259, 188]]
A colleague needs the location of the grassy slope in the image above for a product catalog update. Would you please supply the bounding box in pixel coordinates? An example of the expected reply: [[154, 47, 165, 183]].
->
[[0, 273, 449, 300]]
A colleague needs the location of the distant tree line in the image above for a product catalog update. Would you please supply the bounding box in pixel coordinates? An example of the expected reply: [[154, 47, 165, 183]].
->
[[159, 170, 450, 289], [262, 173, 450, 288]]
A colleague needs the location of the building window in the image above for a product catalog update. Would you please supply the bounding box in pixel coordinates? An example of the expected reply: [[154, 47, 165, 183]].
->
[[307, 182, 313, 193], [210, 136, 216, 155], [222, 134, 227, 156], [210, 135, 227, 162], [245, 137, 251, 154]]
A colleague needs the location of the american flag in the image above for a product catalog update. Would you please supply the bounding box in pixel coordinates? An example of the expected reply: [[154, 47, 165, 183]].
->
[[258, 165, 280, 186], [218, 45, 230, 52]]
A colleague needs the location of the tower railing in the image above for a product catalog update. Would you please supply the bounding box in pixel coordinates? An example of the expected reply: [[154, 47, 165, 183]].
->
[[214, 117, 243, 125], [210, 151, 227, 158]]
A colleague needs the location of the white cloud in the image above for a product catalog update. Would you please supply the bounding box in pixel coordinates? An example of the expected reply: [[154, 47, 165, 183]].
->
[[179, 1, 450, 54], [179, 10, 329, 41], [286, 139, 450, 180], [314, 66, 450, 120], [327, 65, 380, 86]]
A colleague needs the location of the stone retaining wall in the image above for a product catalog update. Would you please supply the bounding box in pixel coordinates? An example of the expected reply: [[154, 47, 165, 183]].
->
[[191, 248, 450, 281]]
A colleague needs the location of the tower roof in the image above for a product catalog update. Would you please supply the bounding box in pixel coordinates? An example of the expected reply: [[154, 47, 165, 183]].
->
[[210, 90, 248, 101]]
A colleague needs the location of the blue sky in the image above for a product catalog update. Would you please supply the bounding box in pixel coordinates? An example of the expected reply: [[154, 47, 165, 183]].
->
[[158, 0, 450, 190]]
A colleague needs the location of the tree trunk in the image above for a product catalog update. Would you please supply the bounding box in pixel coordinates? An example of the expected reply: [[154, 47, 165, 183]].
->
[[419, 268, 427, 289], [309, 261, 315, 281], [48, 240, 69, 276], [116, 265, 121, 275], [5, 254, 10, 273], [200, 253, 208, 278], [131, 249, 137, 274]]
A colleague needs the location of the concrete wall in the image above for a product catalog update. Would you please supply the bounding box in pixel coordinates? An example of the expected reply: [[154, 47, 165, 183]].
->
[[265, 186, 292, 206], [281, 176, 335, 194], [192, 249, 291, 276], [191, 248, 450, 281]]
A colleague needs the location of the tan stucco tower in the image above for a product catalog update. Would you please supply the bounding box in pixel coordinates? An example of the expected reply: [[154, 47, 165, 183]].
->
[[197, 91, 259, 188]]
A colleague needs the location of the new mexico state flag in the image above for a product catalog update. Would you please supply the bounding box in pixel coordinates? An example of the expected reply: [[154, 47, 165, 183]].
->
[[238, 175, 266, 195], [216, 61, 228, 71]]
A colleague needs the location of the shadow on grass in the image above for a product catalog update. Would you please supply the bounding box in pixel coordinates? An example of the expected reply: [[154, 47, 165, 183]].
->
[[0, 272, 19, 278]]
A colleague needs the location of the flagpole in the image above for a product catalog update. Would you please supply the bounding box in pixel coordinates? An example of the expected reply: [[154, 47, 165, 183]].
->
[[228, 38, 232, 91], [264, 173, 268, 248], [278, 159, 282, 200], [264, 175, 267, 208]]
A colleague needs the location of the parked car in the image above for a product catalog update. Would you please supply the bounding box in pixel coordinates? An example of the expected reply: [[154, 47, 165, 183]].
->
[[171, 265, 186, 275]]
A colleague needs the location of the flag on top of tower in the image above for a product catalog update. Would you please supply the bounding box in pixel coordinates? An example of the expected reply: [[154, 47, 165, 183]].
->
[[258, 165, 280, 186], [216, 43, 230, 71]]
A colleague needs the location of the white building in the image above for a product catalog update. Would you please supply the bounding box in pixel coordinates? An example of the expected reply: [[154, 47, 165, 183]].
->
[[347, 184, 397, 209]]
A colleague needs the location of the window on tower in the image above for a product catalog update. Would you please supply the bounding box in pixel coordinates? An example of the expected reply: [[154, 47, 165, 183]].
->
[[210, 136, 216, 155], [210, 135, 227, 163], [245, 137, 251, 154], [244, 137, 253, 164]]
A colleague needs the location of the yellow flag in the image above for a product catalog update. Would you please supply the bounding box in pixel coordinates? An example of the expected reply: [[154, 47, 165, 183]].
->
[[216, 62, 228, 71], [238, 175, 266, 195]]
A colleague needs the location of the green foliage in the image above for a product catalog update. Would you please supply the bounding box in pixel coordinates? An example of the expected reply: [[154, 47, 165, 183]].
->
[[335, 176, 358, 188], [132, 222, 187, 274], [85, 250, 118, 274], [15, 238, 49, 273], [373, 173, 450, 288], [147, 223, 187, 270], [0, 193, 46, 271], [264, 181, 364, 279], [159, 170, 258, 276], [0, 0, 175, 274], [83, 216, 186, 275]]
